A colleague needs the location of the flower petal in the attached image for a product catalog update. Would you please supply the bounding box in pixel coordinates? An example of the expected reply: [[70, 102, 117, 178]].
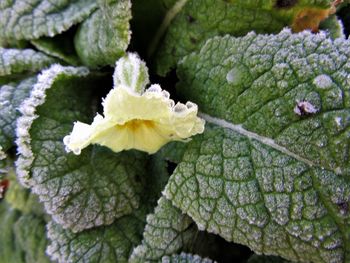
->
[[64, 54, 205, 155], [103, 85, 174, 123]]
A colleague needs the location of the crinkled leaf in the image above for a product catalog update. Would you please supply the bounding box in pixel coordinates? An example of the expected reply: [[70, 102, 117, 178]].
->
[[0, 77, 36, 152], [130, 197, 197, 262], [154, 0, 334, 75], [0, 48, 55, 77], [126, 113, 248, 262], [165, 124, 350, 263], [178, 29, 350, 175], [74, 0, 131, 67], [0, 48, 55, 158], [32, 35, 80, 66], [16, 64, 147, 232], [132, 195, 253, 262], [46, 209, 146, 263], [162, 253, 215, 263], [0, 0, 98, 45], [163, 30, 350, 262], [0, 201, 49, 263]]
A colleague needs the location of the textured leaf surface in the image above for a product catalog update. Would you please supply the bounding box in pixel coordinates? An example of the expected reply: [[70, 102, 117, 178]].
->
[[46, 209, 146, 263], [0, 48, 55, 77], [162, 253, 215, 263], [16, 64, 147, 232], [0, 0, 98, 44], [163, 30, 350, 262], [130, 197, 197, 262], [153, 0, 333, 75], [0, 201, 50, 263], [178, 29, 350, 175], [74, 0, 131, 67], [32, 36, 80, 66], [0, 77, 36, 152], [165, 124, 350, 263]]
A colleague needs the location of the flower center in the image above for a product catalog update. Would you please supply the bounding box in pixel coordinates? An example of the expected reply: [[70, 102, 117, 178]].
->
[[118, 119, 155, 131]]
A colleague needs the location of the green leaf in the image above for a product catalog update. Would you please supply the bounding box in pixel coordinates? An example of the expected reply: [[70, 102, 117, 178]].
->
[[13, 214, 51, 263], [152, 0, 334, 75], [130, 197, 197, 262], [131, 0, 173, 58], [319, 15, 345, 39], [31, 35, 81, 66], [177, 29, 350, 175], [16, 64, 148, 232], [46, 209, 146, 263], [165, 124, 350, 262], [163, 30, 350, 262], [0, 48, 55, 77], [0, 201, 50, 263], [0, 0, 98, 45], [0, 48, 56, 157], [162, 253, 215, 263], [113, 53, 149, 93], [74, 0, 131, 67], [0, 202, 25, 263], [159, 141, 188, 163], [145, 154, 171, 205], [0, 77, 36, 152], [4, 168, 45, 216]]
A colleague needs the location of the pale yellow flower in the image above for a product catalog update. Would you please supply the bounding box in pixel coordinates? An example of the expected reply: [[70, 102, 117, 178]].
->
[[63, 54, 205, 154]]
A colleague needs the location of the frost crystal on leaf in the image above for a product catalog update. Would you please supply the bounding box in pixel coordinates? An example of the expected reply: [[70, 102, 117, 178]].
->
[[293, 100, 318, 116], [64, 53, 205, 155], [313, 74, 333, 89], [15, 64, 89, 187]]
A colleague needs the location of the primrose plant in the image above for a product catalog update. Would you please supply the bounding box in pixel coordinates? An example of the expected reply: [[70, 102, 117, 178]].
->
[[0, 1, 350, 263], [64, 54, 205, 155]]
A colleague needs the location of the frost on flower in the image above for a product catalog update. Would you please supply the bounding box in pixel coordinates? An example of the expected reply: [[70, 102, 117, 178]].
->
[[64, 53, 205, 154]]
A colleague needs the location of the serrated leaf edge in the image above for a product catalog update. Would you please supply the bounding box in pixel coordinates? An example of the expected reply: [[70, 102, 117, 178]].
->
[[1, 2, 98, 41], [0, 47, 56, 76], [15, 64, 89, 187]]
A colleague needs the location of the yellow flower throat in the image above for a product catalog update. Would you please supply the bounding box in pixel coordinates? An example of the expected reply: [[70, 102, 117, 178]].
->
[[117, 119, 155, 131]]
